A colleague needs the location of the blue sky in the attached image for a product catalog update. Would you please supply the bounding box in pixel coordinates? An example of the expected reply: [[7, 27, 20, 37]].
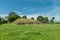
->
[[0, 0, 60, 22]]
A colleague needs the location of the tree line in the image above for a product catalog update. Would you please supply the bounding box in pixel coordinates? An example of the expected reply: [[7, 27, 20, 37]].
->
[[0, 11, 55, 24]]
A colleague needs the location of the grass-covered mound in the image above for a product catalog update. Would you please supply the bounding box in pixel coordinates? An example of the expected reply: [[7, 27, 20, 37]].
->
[[13, 19, 40, 25]]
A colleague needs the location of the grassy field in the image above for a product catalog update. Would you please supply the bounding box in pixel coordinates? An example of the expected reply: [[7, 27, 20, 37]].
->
[[0, 24, 60, 40]]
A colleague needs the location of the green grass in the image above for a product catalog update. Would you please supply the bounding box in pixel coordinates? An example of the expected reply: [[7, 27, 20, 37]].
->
[[0, 24, 60, 40]]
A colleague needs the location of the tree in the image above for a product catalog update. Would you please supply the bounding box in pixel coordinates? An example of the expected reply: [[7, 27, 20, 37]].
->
[[22, 15, 27, 19], [8, 12, 21, 22], [0, 17, 8, 24], [52, 17, 55, 20], [0, 17, 2, 24], [43, 17, 49, 23], [31, 17, 34, 20], [1, 18, 8, 24], [37, 16, 44, 23], [50, 17, 55, 24]]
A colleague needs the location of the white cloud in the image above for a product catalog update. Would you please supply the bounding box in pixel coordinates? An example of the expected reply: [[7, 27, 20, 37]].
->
[[0, 14, 8, 18], [0, 12, 60, 22], [27, 13, 52, 20], [26, 11, 60, 22], [13, 11, 22, 14]]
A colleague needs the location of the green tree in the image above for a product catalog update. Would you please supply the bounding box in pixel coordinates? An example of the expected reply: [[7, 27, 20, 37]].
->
[[43, 17, 49, 23], [22, 15, 27, 19], [1, 18, 8, 24], [8, 12, 21, 22], [31, 17, 34, 20], [50, 17, 55, 24], [37, 16, 44, 23], [0, 17, 8, 24], [0, 17, 2, 24]]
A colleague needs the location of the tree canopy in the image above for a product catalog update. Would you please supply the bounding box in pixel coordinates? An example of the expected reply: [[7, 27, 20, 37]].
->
[[8, 12, 21, 22], [0, 11, 55, 24]]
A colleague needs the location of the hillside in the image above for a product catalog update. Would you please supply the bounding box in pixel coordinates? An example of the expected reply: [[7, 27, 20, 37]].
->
[[13, 19, 40, 25]]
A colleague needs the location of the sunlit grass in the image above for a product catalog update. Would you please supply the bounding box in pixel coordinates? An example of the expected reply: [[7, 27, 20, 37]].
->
[[0, 24, 60, 40]]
